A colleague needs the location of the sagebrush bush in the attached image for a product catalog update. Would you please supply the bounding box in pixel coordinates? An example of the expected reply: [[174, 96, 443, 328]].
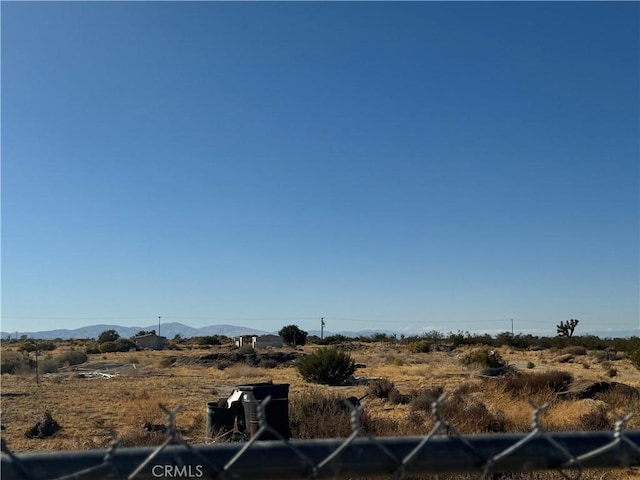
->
[[296, 347, 355, 385], [367, 378, 396, 399], [289, 392, 353, 438], [407, 339, 431, 353], [38, 357, 60, 374], [501, 371, 573, 398], [561, 346, 587, 356], [460, 348, 505, 368], [1, 352, 35, 374], [58, 351, 88, 366]]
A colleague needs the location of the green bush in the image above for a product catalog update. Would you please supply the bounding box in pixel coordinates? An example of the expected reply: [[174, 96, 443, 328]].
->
[[407, 340, 431, 353], [297, 347, 355, 385], [38, 357, 60, 374], [115, 339, 137, 352], [17, 341, 37, 352], [85, 343, 101, 354], [526, 361, 535, 369], [316, 334, 350, 345], [460, 348, 505, 368], [99, 339, 137, 353], [58, 351, 88, 366], [197, 336, 223, 346]]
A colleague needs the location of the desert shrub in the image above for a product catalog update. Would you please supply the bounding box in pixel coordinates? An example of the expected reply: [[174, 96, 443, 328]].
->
[[495, 332, 532, 349], [289, 392, 358, 438], [85, 343, 101, 354], [1, 352, 34, 374], [18, 341, 37, 352], [606, 368, 617, 378], [629, 349, 640, 370], [578, 406, 612, 431], [58, 351, 88, 366], [582, 362, 590, 369], [197, 336, 223, 346], [115, 339, 137, 352], [562, 346, 587, 356], [439, 394, 507, 433], [38, 357, 60, 374], [367, 378, 396, 399], [409, 390, 506, 434], [296, 347, 355, 385], [407, 340, 431, 353], [259, 359, 278, 369], [590, 350, 608, 362], [595, 384, 640, 419], [501, 371, 573, 398], [99, 341, 119, 353], [526, 361, 535, 369], [216, 361, 231, 370], [461, 348, 505, 368], [556, 354, 574, 363], [39, 341, 57, 351], [316, 334, 350, 345], [408, 387, 445, 412]]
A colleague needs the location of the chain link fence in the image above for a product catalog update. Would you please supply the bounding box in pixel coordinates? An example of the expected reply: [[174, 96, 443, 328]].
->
[[2, 393, 639, 480]]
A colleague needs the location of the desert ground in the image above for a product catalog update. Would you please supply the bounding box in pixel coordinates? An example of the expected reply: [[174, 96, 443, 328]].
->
[[1, 338, 639, 479]]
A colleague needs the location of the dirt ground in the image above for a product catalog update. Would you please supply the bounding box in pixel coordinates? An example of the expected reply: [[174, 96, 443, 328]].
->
[[1, 342, 639, 455]]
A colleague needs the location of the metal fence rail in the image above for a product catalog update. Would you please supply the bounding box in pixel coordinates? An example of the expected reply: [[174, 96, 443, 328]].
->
[[1, 396, 639, 480]]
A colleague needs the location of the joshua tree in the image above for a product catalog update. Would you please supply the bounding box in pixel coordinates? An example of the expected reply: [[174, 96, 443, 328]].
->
[[557, 319, 579, 338]]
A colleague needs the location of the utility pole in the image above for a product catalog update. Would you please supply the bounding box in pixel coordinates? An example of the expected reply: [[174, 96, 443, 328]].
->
[[158, 316, 161, 337], [321, 317, 325, 340], [511, 319, 514, 335]]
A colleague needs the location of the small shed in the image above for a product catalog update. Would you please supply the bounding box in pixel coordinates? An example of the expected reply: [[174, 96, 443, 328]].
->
[[252, 334, 283, 349], [133, 333, 167, 350]]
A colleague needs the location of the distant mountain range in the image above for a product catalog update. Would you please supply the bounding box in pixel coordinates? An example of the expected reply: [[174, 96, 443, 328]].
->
[[0, 322, 269, 340], [0, 322, 637, 340]]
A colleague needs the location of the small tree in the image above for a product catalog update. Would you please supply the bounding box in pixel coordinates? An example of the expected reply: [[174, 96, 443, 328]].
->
[[98, 329, 120, 343], [297, 347, 355, 385], [557, 319, 579, 338], [279, 325, 308, 347]]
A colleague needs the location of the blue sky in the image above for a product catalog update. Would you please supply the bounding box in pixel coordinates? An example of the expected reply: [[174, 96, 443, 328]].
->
[[2, 2, 638, 336]]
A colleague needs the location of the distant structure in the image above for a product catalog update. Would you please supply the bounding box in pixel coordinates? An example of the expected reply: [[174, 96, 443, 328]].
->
[[252, 334, 283, 349], [133, 333, 167, 350], [235, 334, 283, 349], [234, 335, 252, 348]]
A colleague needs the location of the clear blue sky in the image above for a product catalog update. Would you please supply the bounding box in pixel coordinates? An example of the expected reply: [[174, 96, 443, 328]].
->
[[2, 2, 638, 336]]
